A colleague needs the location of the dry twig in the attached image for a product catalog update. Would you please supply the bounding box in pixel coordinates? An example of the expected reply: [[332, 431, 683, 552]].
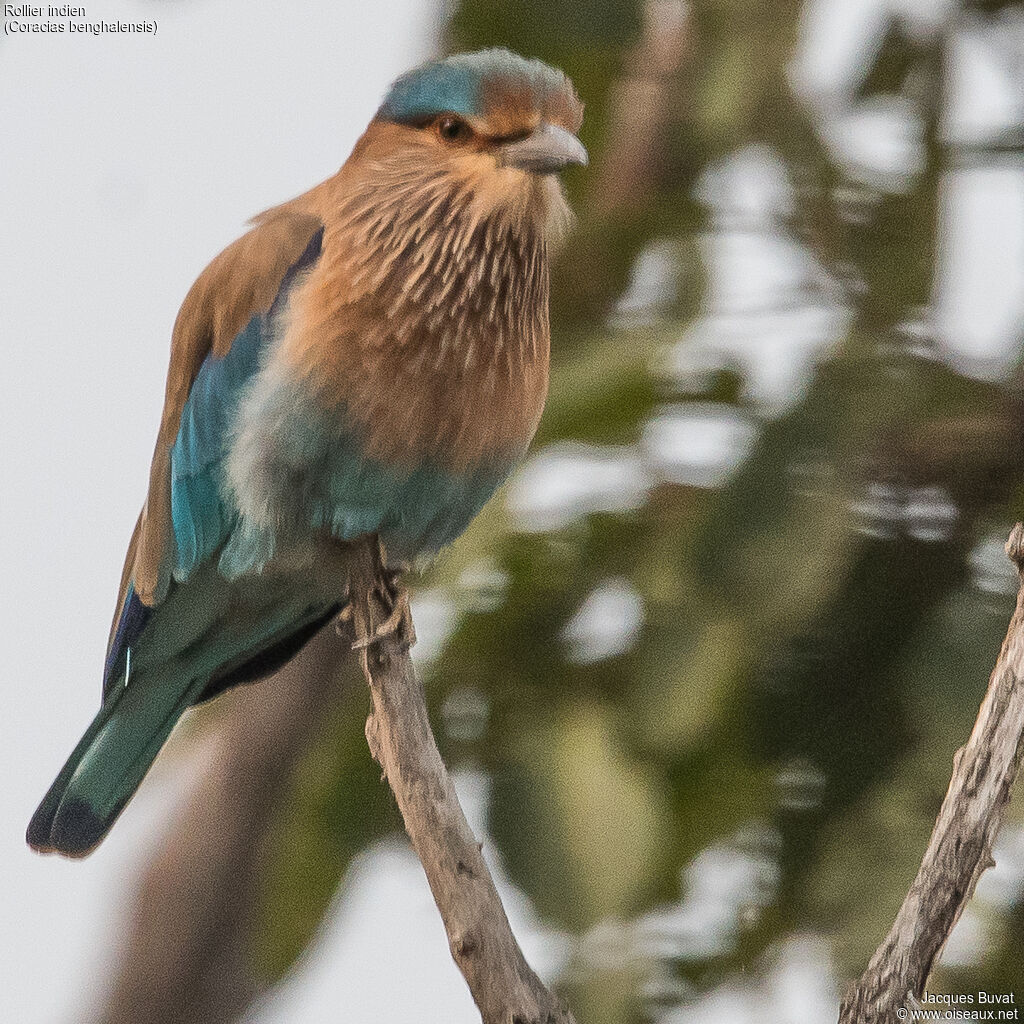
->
[[839, 523, 1024, 1023], [346, 537, 576, 1024]]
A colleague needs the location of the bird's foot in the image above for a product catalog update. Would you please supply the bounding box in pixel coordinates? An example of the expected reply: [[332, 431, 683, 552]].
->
[[351, 584, 416, 650], [336, 538, 415, 657]]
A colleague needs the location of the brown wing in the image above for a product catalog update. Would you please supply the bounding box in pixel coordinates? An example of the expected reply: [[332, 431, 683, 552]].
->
[[110, 199, 325, 641]]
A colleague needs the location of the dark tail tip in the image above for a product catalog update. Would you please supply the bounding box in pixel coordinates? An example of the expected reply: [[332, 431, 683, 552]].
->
[[51, 799, 108, 858], [28, 799, 107, 859], [26, 804, 57, 855]]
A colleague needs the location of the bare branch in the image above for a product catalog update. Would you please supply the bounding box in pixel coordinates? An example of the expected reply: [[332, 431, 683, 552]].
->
[[590, 0, 690, 218], [346, 538, 576, 1024], [839, 523, 1024, 1023]]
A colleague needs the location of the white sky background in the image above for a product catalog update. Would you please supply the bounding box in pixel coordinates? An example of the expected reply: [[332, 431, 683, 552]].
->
[[1, 0, 1023, 1022]]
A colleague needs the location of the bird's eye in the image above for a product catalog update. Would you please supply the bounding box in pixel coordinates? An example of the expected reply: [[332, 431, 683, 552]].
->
[[436, 115, 472, 144]]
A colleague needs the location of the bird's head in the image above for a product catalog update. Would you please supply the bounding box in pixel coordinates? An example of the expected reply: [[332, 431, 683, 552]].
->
[[377, 48, 585, 175], [341, 49, 585, 243]]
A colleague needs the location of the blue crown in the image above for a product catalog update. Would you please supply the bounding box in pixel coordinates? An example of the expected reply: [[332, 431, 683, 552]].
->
[[379, 48, 569, 124]]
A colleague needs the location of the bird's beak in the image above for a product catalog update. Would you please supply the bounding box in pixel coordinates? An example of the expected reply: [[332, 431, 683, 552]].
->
[[500, 122, 588, 174]]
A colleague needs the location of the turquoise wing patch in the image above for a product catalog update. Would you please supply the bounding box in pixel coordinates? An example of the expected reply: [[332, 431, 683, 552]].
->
[[169, 228, 324, 580]]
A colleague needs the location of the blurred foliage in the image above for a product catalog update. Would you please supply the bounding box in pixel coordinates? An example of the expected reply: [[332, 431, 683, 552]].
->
[[252, 0, 1024, 1020], [253, 673, 401, 978]]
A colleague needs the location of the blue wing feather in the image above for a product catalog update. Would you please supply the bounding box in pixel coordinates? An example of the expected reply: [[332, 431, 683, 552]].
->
[[169, 228, 324, 581], [170, 312, 264, 579], [103, 229, 324, 693]]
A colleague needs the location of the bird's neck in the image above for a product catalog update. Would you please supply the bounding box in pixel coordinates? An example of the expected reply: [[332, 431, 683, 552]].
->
[[323, 162, 558, 375]]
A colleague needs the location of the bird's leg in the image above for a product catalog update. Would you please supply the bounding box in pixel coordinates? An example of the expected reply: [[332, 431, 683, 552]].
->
[[361, 539, 416, 649], [334, 541, 396, 636], [368, 585, 415, 648], [345, 536, 416, 654], [370, 537, 415, 642]]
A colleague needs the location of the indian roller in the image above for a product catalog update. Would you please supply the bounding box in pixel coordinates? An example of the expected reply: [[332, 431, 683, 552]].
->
[[28, 49, 586, 857]]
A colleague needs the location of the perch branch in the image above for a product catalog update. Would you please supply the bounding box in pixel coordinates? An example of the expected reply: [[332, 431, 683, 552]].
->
[[839, 523, 1024, 1023], [345, 537, 576, 1024]]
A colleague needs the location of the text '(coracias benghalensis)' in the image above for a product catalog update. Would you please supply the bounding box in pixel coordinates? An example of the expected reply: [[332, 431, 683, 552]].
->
[[28, 49, 586, 857]]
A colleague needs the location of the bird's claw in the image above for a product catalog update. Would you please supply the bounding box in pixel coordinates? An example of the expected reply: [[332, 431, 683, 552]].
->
[[351, 588, 416, 650], [338, 539, 415, 654]]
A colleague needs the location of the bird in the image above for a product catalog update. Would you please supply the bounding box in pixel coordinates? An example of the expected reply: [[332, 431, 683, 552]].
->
[[27, 48, 586, 858]]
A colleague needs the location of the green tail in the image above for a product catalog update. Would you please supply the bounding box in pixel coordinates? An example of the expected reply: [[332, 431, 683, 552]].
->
[[26, 666, 209, 857], [27, 565, 339, 857]]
